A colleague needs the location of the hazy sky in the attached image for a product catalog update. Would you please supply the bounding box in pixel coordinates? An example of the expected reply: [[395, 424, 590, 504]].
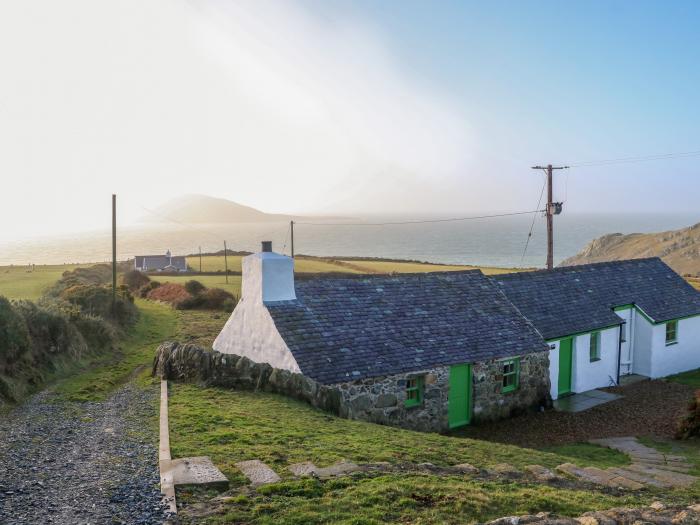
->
[[1, 0, 699, 242]]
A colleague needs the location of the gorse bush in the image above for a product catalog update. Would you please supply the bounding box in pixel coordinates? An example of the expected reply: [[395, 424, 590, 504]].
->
[[0, 297, 31, 365], [147, 283, 192, 306], [121, 270, 150, 291], [184, 280, 206, 296]]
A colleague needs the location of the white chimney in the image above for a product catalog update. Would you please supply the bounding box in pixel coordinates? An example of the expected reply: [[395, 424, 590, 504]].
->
[[242, 242, 296, 303]]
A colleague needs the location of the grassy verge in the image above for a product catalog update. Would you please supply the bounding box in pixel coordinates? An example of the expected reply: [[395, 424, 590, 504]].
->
[[54, 299, 176, 402], [667, 368, 700, 388], [168, 383, 674, 524], [0, 263, 89, 300]]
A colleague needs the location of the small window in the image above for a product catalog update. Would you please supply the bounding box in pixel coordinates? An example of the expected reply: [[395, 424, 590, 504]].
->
[[666, 320, 678, 345], [589, 332, 601, 362], [405, 376, 424, 407], [620, 321, 627, 343], [501, 358, 519, 393]]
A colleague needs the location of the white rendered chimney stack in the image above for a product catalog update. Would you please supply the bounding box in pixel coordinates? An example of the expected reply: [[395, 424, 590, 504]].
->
[[242, 242, 296, 303]]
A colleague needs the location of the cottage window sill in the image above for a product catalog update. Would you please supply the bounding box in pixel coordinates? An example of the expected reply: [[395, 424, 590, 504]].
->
[[501, 386, 518, 394], [665, 341, 678, 347], [404, 401, 422, 409], [590, 357, 601, 363]]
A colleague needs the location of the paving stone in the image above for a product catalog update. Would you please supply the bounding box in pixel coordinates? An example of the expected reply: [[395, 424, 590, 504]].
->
[[314, 460, 361, 479], [524, 464, 558, 481], [607, 468, 672, 488], [288, 461, 318, 477], [625, 463, 697, 487], [489, 463, 521, 477], [235, 460, 281, 486], [167, 456, 229, 489], [607, 476, 644, 490]]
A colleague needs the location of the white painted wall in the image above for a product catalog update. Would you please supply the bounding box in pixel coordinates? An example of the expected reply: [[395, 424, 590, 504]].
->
[[548, 340, 560, 400], [571, 327, 619, 393], [212, 251, 301, 373], [649, 316, 700, 378], [632, 312, 654, 377]]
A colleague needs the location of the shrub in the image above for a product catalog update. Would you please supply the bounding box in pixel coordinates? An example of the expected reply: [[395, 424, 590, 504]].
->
[[0, 297, 31, 366], [58, 284, 138, 328], [676, 390, 700, 439], [121, 270, 150, 291], [139, 280, 161, 298], [147, 283, 192, 307], [177, 288, 237, 311], [45, 264, 112, 296], [184, 280, 207, 296]]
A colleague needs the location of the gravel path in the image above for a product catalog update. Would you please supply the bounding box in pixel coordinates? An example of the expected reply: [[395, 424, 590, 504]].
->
[[0, 383, 171, 524], [455, 379, 695, 448]]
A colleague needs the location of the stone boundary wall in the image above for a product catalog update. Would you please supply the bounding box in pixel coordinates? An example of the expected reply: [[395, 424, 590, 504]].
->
[[152, 341, 342, 415]]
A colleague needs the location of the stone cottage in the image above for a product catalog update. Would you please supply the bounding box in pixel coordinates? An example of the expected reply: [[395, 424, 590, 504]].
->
[[213, 243, 551, 432]]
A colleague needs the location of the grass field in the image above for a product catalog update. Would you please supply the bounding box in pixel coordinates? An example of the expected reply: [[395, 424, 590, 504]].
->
[[168, 383, 685, 524], [0, 264, 89, 300]]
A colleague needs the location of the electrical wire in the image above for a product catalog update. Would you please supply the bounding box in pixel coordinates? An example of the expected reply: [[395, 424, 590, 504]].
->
[[295, 209, 544, 227], [568, 149, 700, 168], [520, 176, 547, 266]]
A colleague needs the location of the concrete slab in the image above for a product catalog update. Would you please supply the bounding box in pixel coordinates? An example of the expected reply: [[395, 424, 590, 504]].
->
[[626, 464, 697, 487], [314, 460, 361, 479], [524, 465, 557, 481], [288, 461, 318, 477], [168, 457, 229, 489], [553, 390, 621, 413], [236, 460, 281, 486], [607, 468, 672, 488], [618, 374, 649, 386], [608, 476, 644, 490]]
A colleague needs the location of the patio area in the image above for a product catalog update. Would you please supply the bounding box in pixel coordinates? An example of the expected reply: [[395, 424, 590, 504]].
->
[[553, 389, 622, 413]]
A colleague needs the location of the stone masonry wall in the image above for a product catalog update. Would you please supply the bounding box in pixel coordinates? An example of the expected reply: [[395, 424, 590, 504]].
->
[[337, 351, 550, 432], [472, 351, 551, 422], [153, 341, 550, 433]]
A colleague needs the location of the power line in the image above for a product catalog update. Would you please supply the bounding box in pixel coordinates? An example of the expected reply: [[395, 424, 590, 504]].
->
[[520, 175, 547, 266], [568, 149, 700, 168], [295, 209, 545, 227]]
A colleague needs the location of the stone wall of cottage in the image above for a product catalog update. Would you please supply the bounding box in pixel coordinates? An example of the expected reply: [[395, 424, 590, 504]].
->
[[336, 351, 551, 432], [153, 341, 550, 433]]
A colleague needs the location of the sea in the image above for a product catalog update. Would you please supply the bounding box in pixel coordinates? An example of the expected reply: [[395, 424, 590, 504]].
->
[[1, 213, 697, 269]]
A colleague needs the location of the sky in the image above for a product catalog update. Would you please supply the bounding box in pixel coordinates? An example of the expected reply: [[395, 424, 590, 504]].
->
[[1, 0, 699, 242]]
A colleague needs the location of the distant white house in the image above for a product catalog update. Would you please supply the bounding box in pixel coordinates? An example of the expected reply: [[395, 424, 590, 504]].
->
[[134, 250, 187, 272]]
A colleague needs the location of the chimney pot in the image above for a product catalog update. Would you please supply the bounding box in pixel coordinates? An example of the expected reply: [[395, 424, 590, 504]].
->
[[261, 241, 272, 253]]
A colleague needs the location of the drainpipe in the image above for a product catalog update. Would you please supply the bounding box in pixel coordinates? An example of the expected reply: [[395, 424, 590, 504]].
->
[[616, 323, 623, 385]]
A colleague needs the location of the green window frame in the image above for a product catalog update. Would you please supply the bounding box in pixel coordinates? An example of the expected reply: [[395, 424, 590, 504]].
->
[[666, 320, 678, 345], [405, 376, 424, 407], [501, 358, 519, 393], [589, 331, 601, 362]]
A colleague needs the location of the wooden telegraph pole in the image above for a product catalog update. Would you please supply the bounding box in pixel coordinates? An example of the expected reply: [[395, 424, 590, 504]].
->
[[531, 164, 568, 270], [199, 246, 202, 273], [223, 240, 229, 284], [111, 194, 117, 312]]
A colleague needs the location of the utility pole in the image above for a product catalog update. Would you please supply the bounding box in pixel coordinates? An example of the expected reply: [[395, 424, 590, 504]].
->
[[199, 246, 202, 273], [111, 194, 117, 312], [531, 164, 568, 270], [223, 240, 229, 284], [290, 220, 295, 258]]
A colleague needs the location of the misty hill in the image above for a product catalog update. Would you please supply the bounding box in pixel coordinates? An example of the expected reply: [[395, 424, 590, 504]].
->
[[560, 222, 700, 276], [142, 195, 301, 223]]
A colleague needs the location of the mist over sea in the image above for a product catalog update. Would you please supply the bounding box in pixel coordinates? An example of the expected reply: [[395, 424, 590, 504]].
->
[[1, 213, 697, 269]]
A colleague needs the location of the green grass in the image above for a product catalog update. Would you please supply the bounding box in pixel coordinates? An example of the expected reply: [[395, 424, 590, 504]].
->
[[0, 263, 89, 300], [54, 299, 176, 402], [667, 368, 700, 388], [168, 383, 696, 524], [175, 308, 229, 348], [542, 443, 630, 469], [152, 274, 243, 297]]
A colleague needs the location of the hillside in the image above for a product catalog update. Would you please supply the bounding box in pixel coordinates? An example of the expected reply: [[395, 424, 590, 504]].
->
[[141, 194, 293, 223], [560, 222, 700, 276]]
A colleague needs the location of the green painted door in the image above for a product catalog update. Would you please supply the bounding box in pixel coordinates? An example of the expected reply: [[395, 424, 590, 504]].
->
[[558, 337, 573, 396], [448, 364, 472, 428]]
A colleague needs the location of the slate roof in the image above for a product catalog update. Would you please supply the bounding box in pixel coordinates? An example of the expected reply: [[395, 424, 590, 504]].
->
[[492, 257, 700, 341], [266, 270, 548, 385], [135, 255, 187, 271]]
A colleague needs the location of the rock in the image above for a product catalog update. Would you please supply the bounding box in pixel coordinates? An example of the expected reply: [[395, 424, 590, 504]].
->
[[288, 461, 318, 477], [524, 464, 557, 481], [650, 501, 666, 511], [374, 393, 397, 408], [235, 460, 281, 486], [454, 463, 479, 475]]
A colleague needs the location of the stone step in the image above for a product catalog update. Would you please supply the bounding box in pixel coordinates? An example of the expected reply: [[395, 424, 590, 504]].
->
[[523, 464, 557, 482], [288, 461, 318, 477], [314, 460, 361, 479], [607, 467, 672, 488], [634, 459, 692, 473], [625, 463, 697, 487], [235, 460, 281, 486]]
